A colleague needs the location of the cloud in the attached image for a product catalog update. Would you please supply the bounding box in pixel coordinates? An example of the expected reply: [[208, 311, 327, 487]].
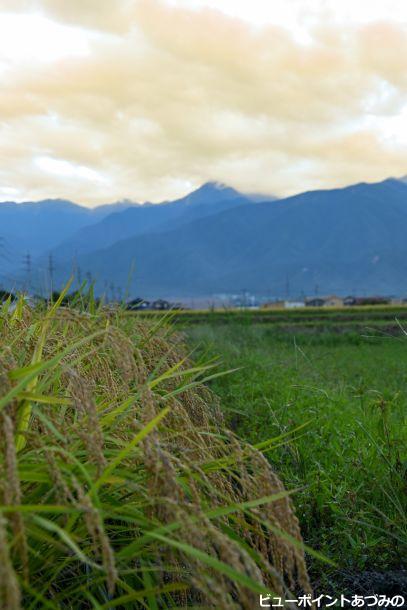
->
[[0, 0, 406, 205]]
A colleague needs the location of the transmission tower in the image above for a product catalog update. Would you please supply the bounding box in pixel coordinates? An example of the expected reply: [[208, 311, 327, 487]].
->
[[23, 252, 32, 293], [48, 253, 55, 297]]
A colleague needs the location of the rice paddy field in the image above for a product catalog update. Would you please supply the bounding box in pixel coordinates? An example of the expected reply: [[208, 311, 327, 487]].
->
[[183, 307, 407, 596], [1, 297, 406, 608]]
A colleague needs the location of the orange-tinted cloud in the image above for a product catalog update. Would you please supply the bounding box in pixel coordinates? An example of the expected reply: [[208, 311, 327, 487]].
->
[[0, 0, 406, 205]]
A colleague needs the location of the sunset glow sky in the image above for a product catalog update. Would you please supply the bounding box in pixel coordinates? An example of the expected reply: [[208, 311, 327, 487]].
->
[[1, 0, 406, 205]]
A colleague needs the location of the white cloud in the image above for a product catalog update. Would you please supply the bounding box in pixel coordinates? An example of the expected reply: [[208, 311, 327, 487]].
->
[[35, 156, 108, 183], [0, 13, 91, 64]]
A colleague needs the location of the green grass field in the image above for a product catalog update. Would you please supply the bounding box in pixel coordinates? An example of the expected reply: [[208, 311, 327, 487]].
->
[[136, 304, 407, 326], [186, 320, 407, 592]]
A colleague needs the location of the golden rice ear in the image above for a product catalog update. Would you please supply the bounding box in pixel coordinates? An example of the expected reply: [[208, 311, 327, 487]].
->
[[67, 369, 107, 476], [127, 327, 312, 603], [0, 302, 312, 608], [105, 325, 138, 384], [72, 477, 118, 595], [1, 412, 29, 583], [0, 514, 21, 610]]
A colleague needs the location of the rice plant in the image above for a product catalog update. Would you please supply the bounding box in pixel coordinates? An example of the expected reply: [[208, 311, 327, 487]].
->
[[0, 294, 312, 609]]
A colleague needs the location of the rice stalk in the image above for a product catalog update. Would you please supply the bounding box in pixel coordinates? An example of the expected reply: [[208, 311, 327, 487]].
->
[[0, 300, 313, 608]]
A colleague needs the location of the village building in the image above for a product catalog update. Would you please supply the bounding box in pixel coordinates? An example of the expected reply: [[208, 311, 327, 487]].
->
[[285, 300, 306, 309], [262, 300, 305, 309], [305, 297, 326, 307], [323, 295, 343, 307], [151, 299, 172, 310], [343, 295, 391, 306], [261, 300, 286, 309]]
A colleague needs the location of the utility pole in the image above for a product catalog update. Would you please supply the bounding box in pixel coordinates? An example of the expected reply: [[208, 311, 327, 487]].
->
[[48, 253, 55, 298], [110, 282, 116, 303], [241, 288, 248, 308], [71, 255, 77, 287], [285, 274, 290, 299], [103, 279, 109, 302]]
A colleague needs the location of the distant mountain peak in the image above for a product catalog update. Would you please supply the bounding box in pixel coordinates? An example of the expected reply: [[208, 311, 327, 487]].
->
[[192, 181, 240, 195], [197, 181, 277, 202], [175, 182, 244, 207], [3, 174, 407, 298], [44, 173, 407, 300], [200, 181, 232, 190]]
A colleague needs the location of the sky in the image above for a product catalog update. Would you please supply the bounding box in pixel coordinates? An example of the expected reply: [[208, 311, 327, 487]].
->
[[0, 0, 406, 206]]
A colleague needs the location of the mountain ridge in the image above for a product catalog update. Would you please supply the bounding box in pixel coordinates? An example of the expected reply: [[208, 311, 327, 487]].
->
[[44, 182, 262, 263], [48, 177, 407, 298], [2, 177, 407, 298]]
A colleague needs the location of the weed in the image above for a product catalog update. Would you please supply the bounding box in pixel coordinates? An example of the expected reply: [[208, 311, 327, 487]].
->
[[186, 322, 407, 592]]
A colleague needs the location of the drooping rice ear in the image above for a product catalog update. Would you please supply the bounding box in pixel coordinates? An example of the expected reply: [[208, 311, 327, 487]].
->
[[0, 509, 22, 610], [1, 412, 29, 583]]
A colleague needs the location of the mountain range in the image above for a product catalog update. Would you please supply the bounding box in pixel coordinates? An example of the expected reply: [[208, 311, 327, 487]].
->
[[1, 178, 407, 298]]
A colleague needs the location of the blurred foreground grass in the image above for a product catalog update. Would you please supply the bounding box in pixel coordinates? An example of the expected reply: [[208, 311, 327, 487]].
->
[[0, 293, 315, 609]]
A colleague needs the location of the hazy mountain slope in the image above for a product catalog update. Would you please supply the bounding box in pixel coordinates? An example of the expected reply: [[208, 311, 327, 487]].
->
[[49, 183, 252, 262], [0, 199, 135, 263], [53, 178, 407, 298]]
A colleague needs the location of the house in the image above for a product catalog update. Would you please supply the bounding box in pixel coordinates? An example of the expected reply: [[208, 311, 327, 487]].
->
[[151, 299, 171, 310], [391, 297, 403, 305], [305, 297, 325, 307], [0, 290, 16, 303], [262, 299, 305, 309], [126, 298, 150, 310], [355, 296, 390, 306], [323, 295, 343, 307], [344, 296, 390, 306], [262, 300, 286, 309], [285, 301, 305, 309]]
